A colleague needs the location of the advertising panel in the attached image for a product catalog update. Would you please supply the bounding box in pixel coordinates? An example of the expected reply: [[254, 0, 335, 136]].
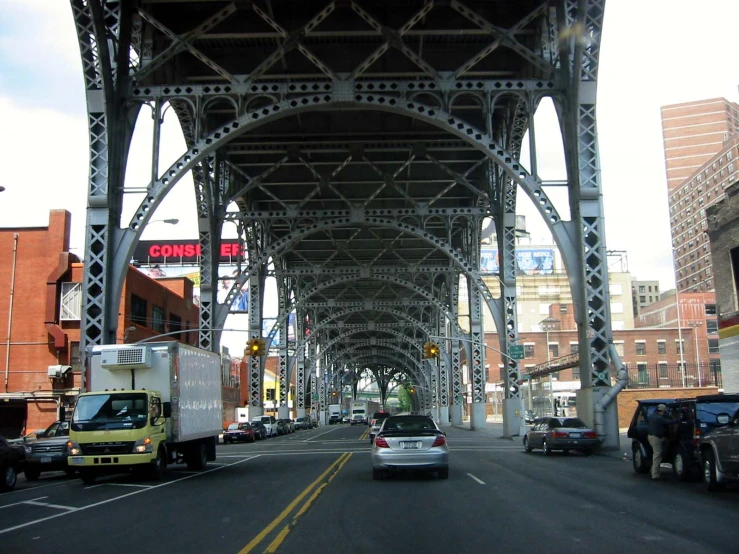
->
[[479, 247, 555, 276]]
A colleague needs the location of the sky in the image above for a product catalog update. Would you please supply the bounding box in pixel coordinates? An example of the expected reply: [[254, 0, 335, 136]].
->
[[1, 0, 738, 349]]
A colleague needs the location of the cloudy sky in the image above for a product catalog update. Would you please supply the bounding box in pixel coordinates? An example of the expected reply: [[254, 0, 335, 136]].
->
[[1, 0, 738, 295]]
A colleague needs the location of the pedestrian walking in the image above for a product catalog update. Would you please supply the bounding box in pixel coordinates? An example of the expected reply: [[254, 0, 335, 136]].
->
[[647, 403, 679, 480]]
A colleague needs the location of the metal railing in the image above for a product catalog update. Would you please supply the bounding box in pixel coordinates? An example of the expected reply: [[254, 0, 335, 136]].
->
[[623, 362, 722, 389]]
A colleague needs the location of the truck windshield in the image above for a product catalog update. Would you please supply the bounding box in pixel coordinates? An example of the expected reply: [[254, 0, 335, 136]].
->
[[72, 393, 150, 431]]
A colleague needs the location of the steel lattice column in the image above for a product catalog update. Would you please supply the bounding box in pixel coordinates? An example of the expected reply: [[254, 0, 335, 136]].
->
[[467, 279, 486, 430], [277, 284, 289, 418], [450, 278, 464, 426], [248, 271, 264, 416]]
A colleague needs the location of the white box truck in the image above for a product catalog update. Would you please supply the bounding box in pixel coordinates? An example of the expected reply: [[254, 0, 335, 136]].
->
[[328, 404, 342, 424], [350, 400, 379, 425], [67, 342, 223, 484]]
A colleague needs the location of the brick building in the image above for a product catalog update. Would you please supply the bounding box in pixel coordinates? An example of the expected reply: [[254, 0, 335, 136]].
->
[[0, 210, 245, 437]]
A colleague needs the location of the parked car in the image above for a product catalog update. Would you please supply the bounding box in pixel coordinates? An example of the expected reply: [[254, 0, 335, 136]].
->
[[7, 429, 45, 446], [0, 435, 25, 492], [250, 421, 268, 440], [523, 417, 599, 455], [699, 407, 739, 491], [369, 411, 391, 443], [275, 419, 289, 436], [294, 417, 312, 430], [371, 415, 448, 480], [252, 415, 278, 437], [23, 421, 74, 480], [524, 410, 538, 424], [281, 419, 295, 433], [223, 422, 256, 444], [627, 395, 739, 480]]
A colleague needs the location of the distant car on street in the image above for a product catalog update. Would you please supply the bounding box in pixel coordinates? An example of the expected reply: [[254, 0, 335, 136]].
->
[[294, 417, 312, 430], [523, 417, 599, 456], [250, 421, 267, 440]]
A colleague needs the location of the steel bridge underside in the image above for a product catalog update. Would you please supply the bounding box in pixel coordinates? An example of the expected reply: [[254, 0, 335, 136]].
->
[[73, 0, 622, 446]]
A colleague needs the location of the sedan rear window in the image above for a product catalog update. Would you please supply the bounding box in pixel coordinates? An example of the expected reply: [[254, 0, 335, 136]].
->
[[562, 418, 587, 428], [383, 417, 435, 432]]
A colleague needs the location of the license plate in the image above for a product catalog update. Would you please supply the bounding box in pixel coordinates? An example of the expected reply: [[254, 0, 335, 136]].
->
[[41, 457, 52, 464], [402, 442, 419, 449], [70, 456, 85, 465], [569, 433, 581, 438]]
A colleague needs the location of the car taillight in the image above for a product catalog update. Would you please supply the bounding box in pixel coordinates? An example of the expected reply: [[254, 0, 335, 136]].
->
[[551, 431, 568, 438], [374, 436, 389, 448], [584, 431, 597, 439], [432, 434, 446, 447], [693, 427, 701, 446]]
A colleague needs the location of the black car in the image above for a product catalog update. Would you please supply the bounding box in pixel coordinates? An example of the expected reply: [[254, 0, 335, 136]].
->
[[0, 435, 25, 492], [250, 421, 267, 440], [627, 394, 739, 480], [275, 419, 289, 436], [23, 421, 74, 480]]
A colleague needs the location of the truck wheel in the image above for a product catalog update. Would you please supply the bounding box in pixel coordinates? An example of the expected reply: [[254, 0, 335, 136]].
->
[[186, 443, 207, 471], [149, 447, 167, 480], [80, 470, 97, 485], [1, 464, 17, 492], [632, 444, 650, 474], [24, 465, 41, 481], [703, 449, 725, 492]]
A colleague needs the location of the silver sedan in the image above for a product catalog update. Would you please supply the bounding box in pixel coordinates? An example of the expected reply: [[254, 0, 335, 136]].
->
[[524, 416, 599, 455], [371, 415, 449, 479]]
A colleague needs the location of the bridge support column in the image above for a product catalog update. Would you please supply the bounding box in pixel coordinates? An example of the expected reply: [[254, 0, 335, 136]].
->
[[450, 404, 463, 426], [578, 387, 620, 450], [503, 397, 524, 437], [470, 403, 486, 430], [296, 408, 306, 418], [439, 406, 450, 427], [278, 406, 290, 419]]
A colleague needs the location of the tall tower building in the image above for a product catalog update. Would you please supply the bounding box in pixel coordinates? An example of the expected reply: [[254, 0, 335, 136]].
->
[[661, 98, 739, 193], [661, 97, 739, 292]]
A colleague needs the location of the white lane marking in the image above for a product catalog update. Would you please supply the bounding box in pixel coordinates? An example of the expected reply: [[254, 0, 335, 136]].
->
[[0, 497, 48, 510], [1, 480, 74, 497], [102, 483, 152, 489], [467, 473, 486, 485], [23, 500, 78, 511], [303, 428, 340, 442], [0, 455, 262, 536]]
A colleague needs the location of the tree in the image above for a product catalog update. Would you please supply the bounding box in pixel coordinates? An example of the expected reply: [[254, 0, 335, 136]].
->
[[397, 385, 412, 412]]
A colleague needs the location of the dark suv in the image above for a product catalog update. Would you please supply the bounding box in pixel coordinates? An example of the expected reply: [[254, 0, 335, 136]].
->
[[627, 394, 739, 480], [699, 407, 739, 491]]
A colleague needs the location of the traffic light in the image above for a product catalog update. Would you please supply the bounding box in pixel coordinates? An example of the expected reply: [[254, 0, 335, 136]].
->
[[422, 341, 440, 359], [246, 337, 267, 357]]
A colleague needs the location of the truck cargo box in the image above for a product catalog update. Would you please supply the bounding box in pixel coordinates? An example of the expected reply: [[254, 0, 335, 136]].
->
[[88, 342, 223, 443]]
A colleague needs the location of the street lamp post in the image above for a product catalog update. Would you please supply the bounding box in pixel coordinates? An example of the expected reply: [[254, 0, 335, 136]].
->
[[539, 317, 560, 417], [688, 321, 703, 387]]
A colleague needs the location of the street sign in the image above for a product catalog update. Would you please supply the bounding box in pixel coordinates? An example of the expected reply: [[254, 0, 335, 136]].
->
[[509, 345, 525, 360], [312, 393, 319, 401]]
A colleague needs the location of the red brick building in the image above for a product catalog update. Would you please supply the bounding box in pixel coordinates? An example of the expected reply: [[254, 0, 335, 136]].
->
[[0, 210, 244, 437]]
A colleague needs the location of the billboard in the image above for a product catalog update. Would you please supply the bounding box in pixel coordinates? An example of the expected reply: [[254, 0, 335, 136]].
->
[[133, 239, 245, 264], [480, 247, 555, 276]]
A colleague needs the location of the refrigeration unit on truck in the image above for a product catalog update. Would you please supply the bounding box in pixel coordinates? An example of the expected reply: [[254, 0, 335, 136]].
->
[[66, 342, 223, 484]]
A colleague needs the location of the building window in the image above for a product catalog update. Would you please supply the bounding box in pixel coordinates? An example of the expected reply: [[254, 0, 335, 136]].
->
[[657, 341, 666, 355], [560, 305, 568, 314], [705, 304, 717, 315], [658, 362, 668, 379], [524, 344, 535, 359], [572, 365, 580, 380], [71, 342, 82, 374], [152, 306, 165, 333], [639, 295, 646, 303], [638, 285, 645, 293], [131, 294, 147, 326], [708, 339, 719, 354], [636, 342, 646, 356], [676, 339, 684, 355], [570, 343, 579, 355], [706, 320, 718, 334], [614, 342, 625, 356], [60, 282, 82, 321], [637, 363, 648, 384], [549, 344, 559, 358], [169, 313, 183, 340]]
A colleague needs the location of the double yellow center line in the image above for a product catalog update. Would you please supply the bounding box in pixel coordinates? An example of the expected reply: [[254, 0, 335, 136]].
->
[[238, 452, 353, 554]]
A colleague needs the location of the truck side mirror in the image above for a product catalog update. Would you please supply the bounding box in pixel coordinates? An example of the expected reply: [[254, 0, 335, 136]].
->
[[163, 402, 172, 418]]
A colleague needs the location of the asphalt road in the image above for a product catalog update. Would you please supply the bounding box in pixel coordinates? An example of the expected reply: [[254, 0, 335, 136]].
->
[[1, 423, 738, 554]]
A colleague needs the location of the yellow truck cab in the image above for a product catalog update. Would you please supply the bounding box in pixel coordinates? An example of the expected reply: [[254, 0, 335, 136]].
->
[[67, 342, 223, 484]]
